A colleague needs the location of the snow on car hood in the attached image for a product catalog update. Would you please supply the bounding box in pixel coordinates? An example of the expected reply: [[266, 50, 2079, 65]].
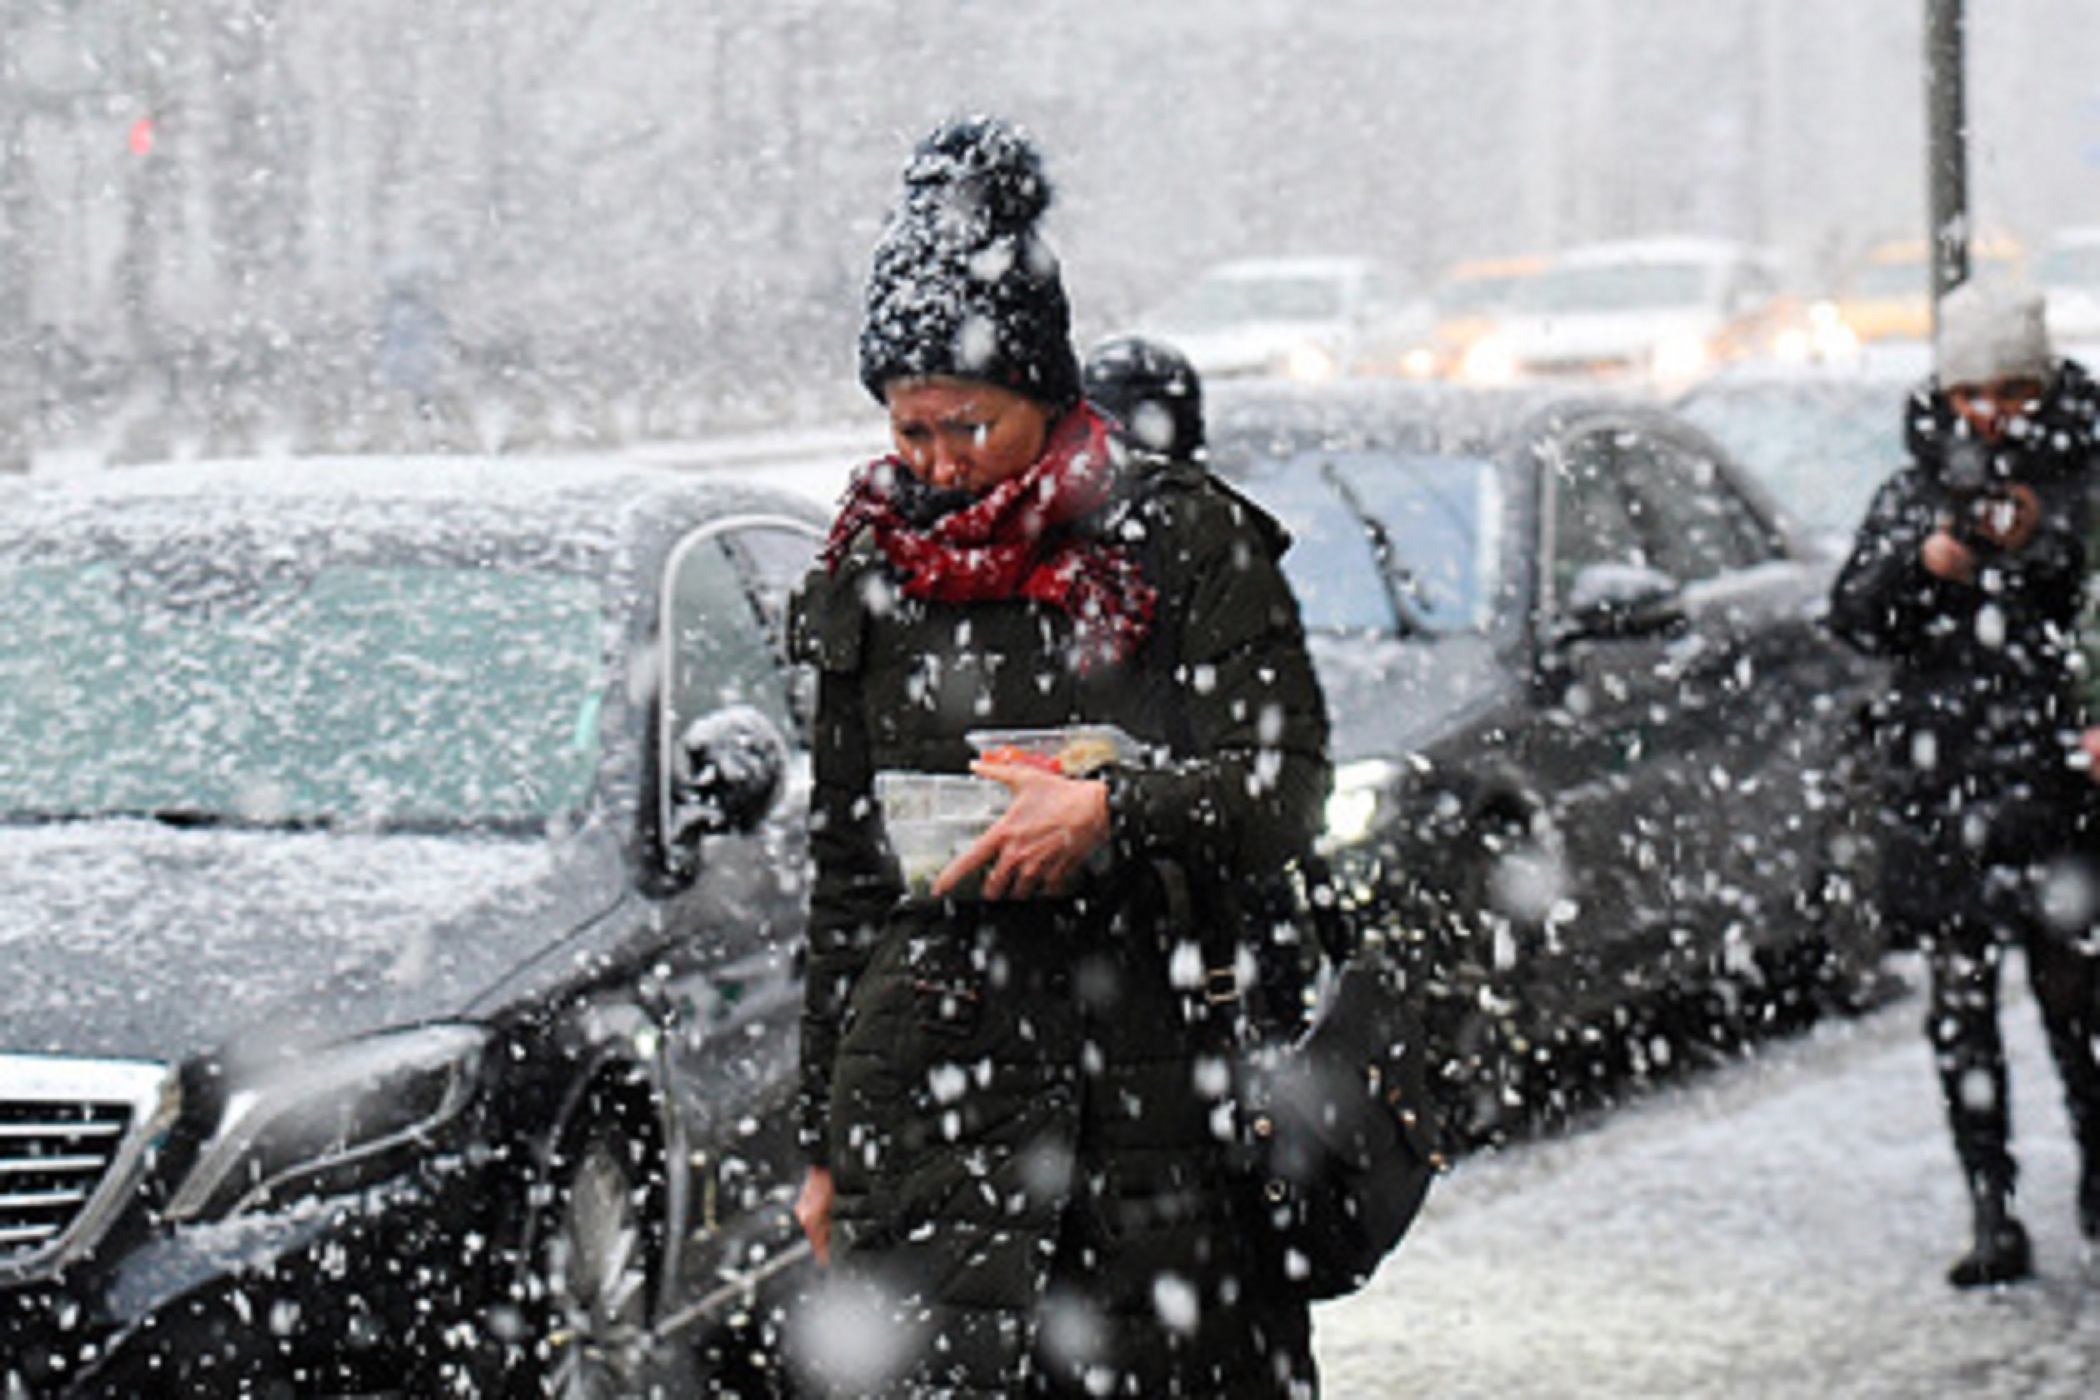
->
[[1, 820, 625, 1063]]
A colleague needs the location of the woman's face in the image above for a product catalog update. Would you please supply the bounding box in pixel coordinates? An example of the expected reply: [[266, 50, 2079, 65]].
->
[[886, 379, 1052, 495], [1948, 374, 2045, 443]]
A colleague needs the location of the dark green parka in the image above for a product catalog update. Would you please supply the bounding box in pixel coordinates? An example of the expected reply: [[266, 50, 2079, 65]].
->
[[789, 449, 1332, 1398]]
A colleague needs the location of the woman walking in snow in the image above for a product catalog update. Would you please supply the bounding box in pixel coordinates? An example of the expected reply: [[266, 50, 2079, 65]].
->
[[786, 115, 1330, 1396]]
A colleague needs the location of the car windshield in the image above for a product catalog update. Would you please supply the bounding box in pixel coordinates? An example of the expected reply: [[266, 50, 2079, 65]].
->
[[1436, 273, 1530, 318], [1848, 260, 1926, 299], [0, 555, 605, 829], [1676, 386, 1904, 534], [1237, 449, 1504, 637], [1155, 271, 1352, 328], [1517, 262, 1710, 314], [2041, 243, 2100, 288]]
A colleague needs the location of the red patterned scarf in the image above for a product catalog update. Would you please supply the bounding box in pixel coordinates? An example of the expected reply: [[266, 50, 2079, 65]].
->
[[822, 404, 1157, 673]]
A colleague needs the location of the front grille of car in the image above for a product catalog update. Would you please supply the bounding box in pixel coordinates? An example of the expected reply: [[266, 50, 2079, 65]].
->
[[0, 1056, 175, 1280]]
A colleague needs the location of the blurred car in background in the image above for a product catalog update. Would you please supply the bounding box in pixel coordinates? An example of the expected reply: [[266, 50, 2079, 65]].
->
[[1208, 383, 1886, 1143], [0, 458, 825, 1396], [1126, 254, 1417, 382], [1466, 238, 1797, 391], [1395, 252, 1550, 383], [2039, 227, 2100, 349], [1831, 233, 2027, 346], [1673, 361, 1918, 555]]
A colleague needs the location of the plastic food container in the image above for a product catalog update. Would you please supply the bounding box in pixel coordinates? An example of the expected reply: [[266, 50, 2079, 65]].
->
[[965, 724, 1137, 776], [874, 727, 1137, 898], [874, 771, 1010, 896]]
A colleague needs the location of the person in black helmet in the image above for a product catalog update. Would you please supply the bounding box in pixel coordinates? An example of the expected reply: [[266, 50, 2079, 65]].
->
[[1083, 333, 1206, 461]]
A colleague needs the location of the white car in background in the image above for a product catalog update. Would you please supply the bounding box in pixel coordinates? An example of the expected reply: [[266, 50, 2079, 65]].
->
[[1469, 238, 1795, 391], [2040, 228, 2100, 349], [1127, 255, 1418, 382]]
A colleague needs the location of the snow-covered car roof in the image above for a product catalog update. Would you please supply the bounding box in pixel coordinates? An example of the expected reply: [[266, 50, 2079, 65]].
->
[[5, 452, 813, 538]]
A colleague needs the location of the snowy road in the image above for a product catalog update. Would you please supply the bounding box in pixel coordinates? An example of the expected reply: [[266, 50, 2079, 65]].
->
[[1315, 956, 2100, 1399]]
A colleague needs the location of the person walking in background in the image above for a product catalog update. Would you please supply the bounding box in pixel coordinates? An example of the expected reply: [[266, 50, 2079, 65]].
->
[[1083, 333, 1209, 464], [787, 116, 1331, 1395], [1829, 279, 2100, 1288]]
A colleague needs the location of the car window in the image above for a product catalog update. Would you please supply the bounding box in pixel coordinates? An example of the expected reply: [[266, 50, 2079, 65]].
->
[[1615, 436, 1776, 580], [1234, 449, 1503, 638], [1673, 386, 1904, 535], [1547, 431, 1649, 605], [0, 558, 604, 827], [721, 520, 825, 659], [1237, 466, 1397, 634], [1518, 262, 1708, 314], [1329, 451, 1504, 634], [663, 532, 797, 749]]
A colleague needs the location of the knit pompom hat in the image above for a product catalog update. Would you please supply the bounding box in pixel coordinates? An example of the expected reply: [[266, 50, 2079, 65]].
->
[[1937, 279, 2052, 387], [857, 116, 1081, 410]]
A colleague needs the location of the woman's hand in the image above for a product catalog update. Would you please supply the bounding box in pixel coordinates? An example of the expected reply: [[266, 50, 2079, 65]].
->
[[2080, 726, 2100, 784], [795, 1166, 835, 1265], [933, 762, 1110, 900], [1921, 523, 1977, 584], [1926, 485, 2041, 583]]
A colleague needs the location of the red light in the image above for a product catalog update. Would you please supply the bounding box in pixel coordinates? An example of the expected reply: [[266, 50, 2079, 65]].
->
[[128, 117, 155, 157]]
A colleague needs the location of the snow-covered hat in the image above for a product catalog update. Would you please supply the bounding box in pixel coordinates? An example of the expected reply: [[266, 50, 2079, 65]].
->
[[857, 115, 1081, 410], [1936, 279, 2052, 387]]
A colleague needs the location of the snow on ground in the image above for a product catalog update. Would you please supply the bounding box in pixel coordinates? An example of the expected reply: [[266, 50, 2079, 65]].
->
[[1316, 954, 2099, 1399]]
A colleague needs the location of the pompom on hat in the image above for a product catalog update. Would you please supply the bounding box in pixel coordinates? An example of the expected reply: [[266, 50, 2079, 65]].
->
[[1936, 278, 2053, 387], [858, 116, 1082, 410]]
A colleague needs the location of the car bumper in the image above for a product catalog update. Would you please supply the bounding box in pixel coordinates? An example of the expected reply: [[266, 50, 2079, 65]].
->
[[2, 1155, 507, 1397]]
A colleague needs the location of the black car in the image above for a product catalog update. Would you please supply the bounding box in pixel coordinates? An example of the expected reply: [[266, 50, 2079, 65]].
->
[[0, 456, 826, 1395], [1672, 361, 1918, 556], [1208, 384, 1887, 1141]]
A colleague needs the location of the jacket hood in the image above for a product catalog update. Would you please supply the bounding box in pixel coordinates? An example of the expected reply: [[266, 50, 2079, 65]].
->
[[1907, 357, 2100, 491], [1, 821, 626, 1064]]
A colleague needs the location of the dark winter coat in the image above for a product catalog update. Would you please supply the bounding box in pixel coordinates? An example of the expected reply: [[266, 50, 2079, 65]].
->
[[1827, 362, 2098, 929], [789, 451, 1331, 1398]]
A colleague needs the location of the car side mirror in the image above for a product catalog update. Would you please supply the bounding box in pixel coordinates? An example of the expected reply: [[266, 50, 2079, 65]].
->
[[1557, 562, 1686, 641], [669, 704, 787, 847]]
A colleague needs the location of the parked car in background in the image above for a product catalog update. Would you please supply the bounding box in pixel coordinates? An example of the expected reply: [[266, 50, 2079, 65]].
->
[[0, 457, 826, 1396], [1466, 238, 1796, 391], [1396, 252, 1550, 383], [1207, 383, 1886, 1144], [1831, 233, 2027, 346], [1126, 254, 1417, 382], [1673, 360, 1920, 555], [2039, 227, 2100, 349]]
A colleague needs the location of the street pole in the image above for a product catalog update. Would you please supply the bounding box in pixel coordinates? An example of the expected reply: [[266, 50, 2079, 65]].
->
[[1924, 0, 1968, 350]]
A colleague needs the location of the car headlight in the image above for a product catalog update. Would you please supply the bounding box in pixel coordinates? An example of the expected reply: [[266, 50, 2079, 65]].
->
[[1284, 342, 1341, 383], [166, 1025, 487, 1222], [1458, 334, 1516, 386], [1322, 758, 1403, 849], [1651, 331, 1712, 385], [1807, 301, 1860, 361]]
